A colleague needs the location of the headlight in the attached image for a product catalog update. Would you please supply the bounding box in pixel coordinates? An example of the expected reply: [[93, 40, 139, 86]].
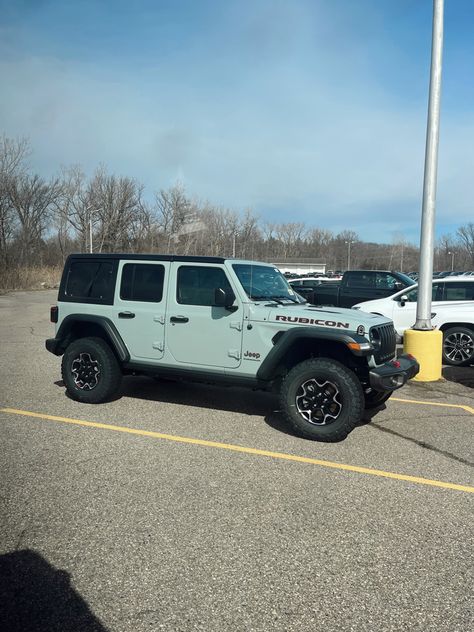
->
[[370, 328, 382, 350]]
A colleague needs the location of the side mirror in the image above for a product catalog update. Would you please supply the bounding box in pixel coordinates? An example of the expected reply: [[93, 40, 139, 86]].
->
[[394, 281, 404, 291], [399, 294, 408, 307], [214, 287, 236, 310]]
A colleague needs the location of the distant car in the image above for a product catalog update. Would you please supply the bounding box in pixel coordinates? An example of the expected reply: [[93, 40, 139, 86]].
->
[[353, 277, 474, 366], [289, 277, 324, 299]]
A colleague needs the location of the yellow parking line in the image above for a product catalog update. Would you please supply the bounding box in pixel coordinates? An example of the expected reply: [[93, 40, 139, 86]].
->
[[392, 397, 474, 415], [1, 407, 473, 494]]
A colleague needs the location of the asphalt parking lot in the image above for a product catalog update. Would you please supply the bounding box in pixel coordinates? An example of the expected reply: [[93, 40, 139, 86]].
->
[[1, 290, 473, 632]]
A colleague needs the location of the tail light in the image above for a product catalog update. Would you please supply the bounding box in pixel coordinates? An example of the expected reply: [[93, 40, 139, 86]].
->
[[50, 306, 58, 323]]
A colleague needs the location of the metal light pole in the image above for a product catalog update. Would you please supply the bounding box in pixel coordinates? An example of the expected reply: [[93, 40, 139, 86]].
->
[[448, 250, 454, 271], [414, 0, 444, 330], [345, 240, 354, 271], [404, 0, 444, 382]]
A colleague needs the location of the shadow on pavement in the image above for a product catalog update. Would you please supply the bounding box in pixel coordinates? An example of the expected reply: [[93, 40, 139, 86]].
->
[[0, 550, 109, 632], [120, 375, 385, 442], [442, 365, 474, 389]]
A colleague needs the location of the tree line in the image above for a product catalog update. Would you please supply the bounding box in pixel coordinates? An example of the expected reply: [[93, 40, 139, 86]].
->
[[1, 135, 473, 274]]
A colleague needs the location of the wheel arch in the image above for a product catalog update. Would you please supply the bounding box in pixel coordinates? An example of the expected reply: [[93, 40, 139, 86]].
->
[[55, 315, 130, 363], [257, 327, 369, 381], [438, 321, 474, 333]]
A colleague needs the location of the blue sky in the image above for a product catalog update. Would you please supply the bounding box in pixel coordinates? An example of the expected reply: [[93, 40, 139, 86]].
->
[[1, 0, 473, 244]]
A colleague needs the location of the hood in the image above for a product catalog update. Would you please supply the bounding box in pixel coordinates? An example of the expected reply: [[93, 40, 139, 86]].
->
[[248, 302, 392, 331]]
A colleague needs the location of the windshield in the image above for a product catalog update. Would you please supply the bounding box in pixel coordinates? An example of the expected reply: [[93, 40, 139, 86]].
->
[[233, 264, 301, 302], [395, 272, 415, 286]]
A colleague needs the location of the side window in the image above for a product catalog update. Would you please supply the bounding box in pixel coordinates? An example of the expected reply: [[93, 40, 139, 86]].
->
[[63, 261, 116, 303], [346, 272, 375, 289], [177, 266, 233, 306], [403, 284, 438, 303], [376, 273, 400, 290], [120, 264, 165, 302], [443, 282, 474, 301]]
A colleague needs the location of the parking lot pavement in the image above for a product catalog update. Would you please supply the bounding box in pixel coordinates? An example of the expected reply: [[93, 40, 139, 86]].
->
[[1, 291, 473, 632]]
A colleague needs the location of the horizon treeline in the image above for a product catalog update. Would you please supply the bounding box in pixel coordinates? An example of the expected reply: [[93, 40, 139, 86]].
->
[[1, 135, 473, 275]]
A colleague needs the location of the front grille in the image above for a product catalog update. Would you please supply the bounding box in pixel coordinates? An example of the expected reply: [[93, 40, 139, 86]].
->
[[370, 323, 396, 364]]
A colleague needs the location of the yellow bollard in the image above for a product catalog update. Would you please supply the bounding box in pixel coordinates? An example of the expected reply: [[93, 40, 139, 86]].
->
[[403, 328, 443, 381]]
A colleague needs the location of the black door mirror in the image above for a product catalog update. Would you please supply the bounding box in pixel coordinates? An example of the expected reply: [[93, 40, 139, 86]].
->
[[214, 287, 236, 310], [399, 294, 408, 306]]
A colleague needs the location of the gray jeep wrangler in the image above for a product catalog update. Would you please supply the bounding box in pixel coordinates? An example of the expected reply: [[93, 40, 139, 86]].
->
[[46, 254, 419, 441]]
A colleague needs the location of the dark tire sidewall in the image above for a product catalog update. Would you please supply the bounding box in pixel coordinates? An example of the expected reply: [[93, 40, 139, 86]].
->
[[280, 358, 364, 441], [62, 337, 122, 403]]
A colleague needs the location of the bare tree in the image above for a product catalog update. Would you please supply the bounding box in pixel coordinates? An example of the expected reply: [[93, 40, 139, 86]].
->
[[7, 173, 62, 266], [457, 223, 474, 268], [0, 136, 31, 265]]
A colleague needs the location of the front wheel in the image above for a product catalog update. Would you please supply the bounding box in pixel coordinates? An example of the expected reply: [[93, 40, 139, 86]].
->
[[61, 337, 122, 403], [442, 327, 474, 367], [279, 358, 364, 441]]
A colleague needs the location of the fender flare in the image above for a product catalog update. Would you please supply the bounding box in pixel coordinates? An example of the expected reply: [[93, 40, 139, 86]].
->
[[256, 326, 370, 381], [48, 314, 130, 362]]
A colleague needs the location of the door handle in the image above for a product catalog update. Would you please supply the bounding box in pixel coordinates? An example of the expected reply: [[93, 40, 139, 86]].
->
[[118, 311, 135, 319], [170, 316, 189, 323]]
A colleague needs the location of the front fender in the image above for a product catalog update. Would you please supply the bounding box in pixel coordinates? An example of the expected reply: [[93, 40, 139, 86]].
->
[[256, 327, 372, 381]]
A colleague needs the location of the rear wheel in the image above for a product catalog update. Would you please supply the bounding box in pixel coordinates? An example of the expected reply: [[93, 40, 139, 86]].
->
[[279, 358, 364, 442], [442, 327, 474, 367], [61, 337, 122, 403]]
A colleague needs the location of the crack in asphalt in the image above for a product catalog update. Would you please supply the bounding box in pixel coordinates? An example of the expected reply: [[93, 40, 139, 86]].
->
[[370, 422, 474, 468]]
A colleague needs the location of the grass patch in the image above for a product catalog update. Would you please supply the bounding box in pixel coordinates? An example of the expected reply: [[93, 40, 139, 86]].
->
[[0, 266, 62, 292]]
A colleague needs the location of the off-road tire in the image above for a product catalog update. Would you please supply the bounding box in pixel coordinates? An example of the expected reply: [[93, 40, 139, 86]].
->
[[364, 390, 392, 409], [279, 358, 364, 442], [61, 337, 122, 403], [442, 326, 474, 367]]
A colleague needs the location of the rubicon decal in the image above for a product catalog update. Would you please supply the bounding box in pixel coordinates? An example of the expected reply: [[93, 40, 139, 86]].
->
[[275, 315, 350, 329]]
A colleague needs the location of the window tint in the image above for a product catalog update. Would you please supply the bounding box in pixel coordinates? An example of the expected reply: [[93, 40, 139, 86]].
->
[[345, 272, 375, 289], [120, 264, 165, 302], [65, 261, 115, 302], [177, 266, 233, 306], [442, 282, 474, 301]]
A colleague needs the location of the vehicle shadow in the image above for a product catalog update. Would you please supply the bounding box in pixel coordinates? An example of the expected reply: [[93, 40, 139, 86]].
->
[[119, 375, 385, 442], [0, 549, 109, 632], [442, 365, 474, 389]]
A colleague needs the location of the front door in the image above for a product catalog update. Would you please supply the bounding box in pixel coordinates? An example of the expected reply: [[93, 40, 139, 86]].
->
[[166, 263, 243, 368]]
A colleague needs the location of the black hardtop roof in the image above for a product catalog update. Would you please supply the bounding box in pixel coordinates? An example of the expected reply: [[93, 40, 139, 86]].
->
[[66, 253, 226, 264]]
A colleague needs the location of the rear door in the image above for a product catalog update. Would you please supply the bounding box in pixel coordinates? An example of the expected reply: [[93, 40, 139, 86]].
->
[[112, 260, 168, 361], [165, 263, 243, 368]]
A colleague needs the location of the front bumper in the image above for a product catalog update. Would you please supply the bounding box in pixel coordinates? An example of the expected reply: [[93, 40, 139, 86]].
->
[[369, 353, 419, 392]]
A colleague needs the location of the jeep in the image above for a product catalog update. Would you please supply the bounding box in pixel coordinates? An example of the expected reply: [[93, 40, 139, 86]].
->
[[46, 254, 419, 441]]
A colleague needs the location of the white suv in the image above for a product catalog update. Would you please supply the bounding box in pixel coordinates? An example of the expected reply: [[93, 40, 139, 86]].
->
[[353, 277, 474, 366]]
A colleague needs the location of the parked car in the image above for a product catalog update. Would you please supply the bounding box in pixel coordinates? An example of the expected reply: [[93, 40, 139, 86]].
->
[[45, 253, 419, 442], [353, 278, 474, 366], [289, 277, 324, 300], [307, 270, 413, 308]]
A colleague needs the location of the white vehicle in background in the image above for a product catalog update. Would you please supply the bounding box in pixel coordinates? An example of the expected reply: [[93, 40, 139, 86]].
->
[[353, 278, 474, 366]]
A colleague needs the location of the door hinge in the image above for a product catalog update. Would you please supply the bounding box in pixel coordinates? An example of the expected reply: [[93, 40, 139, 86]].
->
[[152, 341, 164, 351], [153, 315, 165, 324], [228, 349, 241, 360], [230, 321, 242, 331]]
